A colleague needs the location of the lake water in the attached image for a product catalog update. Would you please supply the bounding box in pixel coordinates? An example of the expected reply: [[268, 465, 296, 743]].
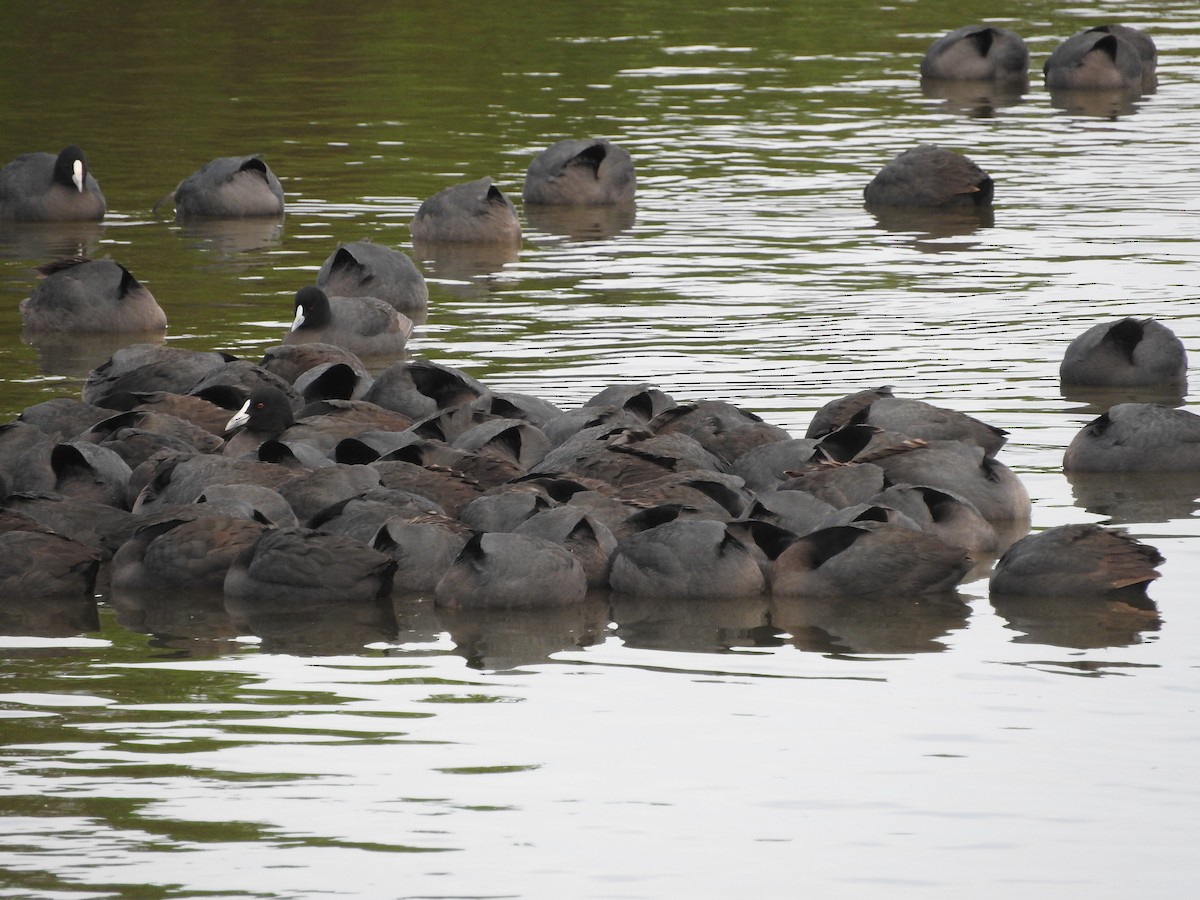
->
[[2, 1, 1199, 897]]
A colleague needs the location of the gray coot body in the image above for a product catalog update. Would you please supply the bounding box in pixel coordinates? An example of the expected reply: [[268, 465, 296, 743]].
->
[[0, 145, 106, 222], [222, 385, 298, 458], [864, 145, 993, 209], [920, 25, 1030, 81], [315, 240, 429, 316], [411, 177, 521, 244], [772, 524, 971, 598], [1043, 29, 1144, 91], [112, 515, 266, 592], [514, 506, 617, 589], [20, 258, 167, 333], [1087, 24, 1156, 79], [989, 524, 1162, 599], [0, 530, 101, 598], [523, 139, 636, 206], [82, 344, 230, 406], [372, 513, 471, 593], [1063, 404, 1200, 473], [808, 388, 1007, 458], [224, 526, 396, 605], [872, 440, 1031, 523], [434, 531, 588, 609], [173, 156, 285, 218], [283, 286, 412, 357], [609, 519, 766, 599], [869, 484, 998, 555], [1059, 318, 1187, 391]]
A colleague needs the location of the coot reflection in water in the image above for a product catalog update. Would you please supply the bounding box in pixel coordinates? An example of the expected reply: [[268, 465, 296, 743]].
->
[[436, 595, 610, 671], [990, 594, 1161, 650], [771, 591, 972, 656], [108, 583, 239, 650], [0, 593, 101, 640], [224, 590, 400, 656], [1068, 471, 1200, 524], [610, 591, 777, 655]]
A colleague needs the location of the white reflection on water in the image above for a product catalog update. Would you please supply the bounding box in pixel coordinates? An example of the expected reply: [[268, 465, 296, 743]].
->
[[2, 644, 1198, 897]]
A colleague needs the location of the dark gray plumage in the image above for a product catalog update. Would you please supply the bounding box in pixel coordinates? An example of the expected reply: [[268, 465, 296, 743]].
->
[[316, 240, 429, 316], [173, 155, 285, 217], [523, 138, 636, 205], [1043, 29, 1144, 91], [284, 286, 412, 358], [1064, 404, 1200, 473], [920, 25, 1029, 81], [989, 524, 1162, 599], [772, 524, 971, 598], [864, 145, 993, 209], [411, 177, 521, 244], [0, 146, 106, 222], [1060, 318, 1187, 392], [434, 532, 587, 609], [21, 258, 166, 333]]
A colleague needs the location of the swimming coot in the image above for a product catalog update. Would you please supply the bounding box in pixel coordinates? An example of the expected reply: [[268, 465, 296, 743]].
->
[[0, 145, 106, 222], [21, 258, 166, 333], [920, 25, 1030, 82], [172, 155, 285, 218], [411, 177, 521, 244], [864, 145, 993, 209], [523, 138, 636, 206], [315, 240, 429, 317]]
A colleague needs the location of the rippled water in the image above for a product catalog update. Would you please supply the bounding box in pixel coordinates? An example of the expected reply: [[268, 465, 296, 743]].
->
[[2, 1, 1200, 897]]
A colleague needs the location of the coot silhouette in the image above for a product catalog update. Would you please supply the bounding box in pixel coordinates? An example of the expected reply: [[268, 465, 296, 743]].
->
[[871, 440, 1030, 523], [315, 240, 429, 317], [989, 523, 1162, 599], [1063, 404, 1200, 473], [434, 532, 587, 609], [83, 344, 230, 406], [920, 25, 1029, 82], [0, 530, 100, 598], [807, 388, 1007, 457], [112, 515, 266, 592], [1086, 24, 1156, 81], [514, 506, 617, 588], [772, 524, 971, 598], [1043, 29, 1143, 91], [20, 257, 166, 333], [223, 385, 298, 458], [864, 145, 993, 209], [372, 513, 472, 593], [172, 155, 285, 218], [0, 145, 106, 222], [224, 526, 395, 605], [1059, 318, 1187, 392], [523, 138, 636, 205], [411, 177, 521, 244], [609, 518, 766, 598]]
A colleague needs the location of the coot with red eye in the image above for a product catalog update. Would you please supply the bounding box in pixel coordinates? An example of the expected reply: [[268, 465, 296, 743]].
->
[[223, 386, 297, 458]]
